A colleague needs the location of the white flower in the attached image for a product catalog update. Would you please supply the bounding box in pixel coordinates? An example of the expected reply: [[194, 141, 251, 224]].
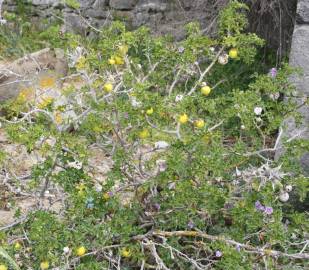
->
[[218, 53, 229, 65], [209, 47, 215, 52], [0, 19, 7, 25], [95, 184, 103, 192], [254, 107, 263, 115], [269, 92, 280, 101], [63, 247, 70, 254], [155, 141, 169, 149], [279, 192, 289, 202], [285, 185, 292, 192], [241, 125, 245, 130], [130, 97, 142, 108], [175, 94, 183, 102]]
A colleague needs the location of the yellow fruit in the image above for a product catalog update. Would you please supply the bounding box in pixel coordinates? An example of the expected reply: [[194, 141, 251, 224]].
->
[[121, 248, 131, 258], [108, 57, 116, 65], [229, 48, 238, 59], [201, 86, 211, 96], [139, 129, 150, 139], [146, 108, 154, 115], [103, 192, 110, 200], [0, 265, 7, 270], [195, 119, 205, 129], [40, 261, 49, 270], [76, 246, 86, 256], [118, 45, 129, 55], [179, 113, 189, 124], [14, 242, 22, 250], [115, 56, 124, 65], [103, 83, 113, 93]]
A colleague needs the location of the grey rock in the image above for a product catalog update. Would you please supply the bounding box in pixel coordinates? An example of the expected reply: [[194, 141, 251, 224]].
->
[[64, 12, 88, 34], [77, 0, 96, 9], [296, 0, 309, 24], [110, 0, 138, 10], [31, 0, 60, 6]]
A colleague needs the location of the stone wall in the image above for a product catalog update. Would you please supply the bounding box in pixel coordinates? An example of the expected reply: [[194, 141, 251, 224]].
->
[[3, 0, 220, 40], [2, 0, 297, 53]]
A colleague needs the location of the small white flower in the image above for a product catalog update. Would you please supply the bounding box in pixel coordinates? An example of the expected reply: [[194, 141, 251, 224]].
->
[[0, 19, 7, 25], [95, 184, 103, 192], [241, 125, 245, 130], [201, 81, 207, 87], [269, 92, 280, 101], [218, 53, 229, 65], [279, 192, 289, 202], [131, 97, 142, 108], [155, 141, 169, 149], [285, 185, 292, 192], [63, 247, 70, 254], [209, 47, 215, 52], [175, 94, 184, 102], [254, 107, 263, 115]]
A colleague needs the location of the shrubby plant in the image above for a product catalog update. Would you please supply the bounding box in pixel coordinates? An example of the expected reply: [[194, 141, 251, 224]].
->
[[0, 1, 308, 269]]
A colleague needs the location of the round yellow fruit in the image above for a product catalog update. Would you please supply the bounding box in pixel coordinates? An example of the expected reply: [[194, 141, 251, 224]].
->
[[121, 248, 131, 258], [201, 86, 211, 96], [76, 246, 87, 256], [14, 242, 22, 250], [103, 192, 110, 200], [103, 83, 113, 93], [108, 58, 116, 65], [40, 261, 49, 270], [179, 113, 189, 124], [0, 265, 8, 270], [195, 119, 205, 129], [146, 108, 154, 115], [229, 48, 238, 59], [139, 129, 150, 139], [115, 56, 124, 65]]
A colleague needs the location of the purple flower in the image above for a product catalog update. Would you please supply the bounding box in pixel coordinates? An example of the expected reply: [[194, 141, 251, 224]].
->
[[264, 206, 273, 215], [215, 250, 222, 258], [187, 220, 195, 229], [153, 203, 161, 211], [178, 46, 185, 53], [255, 201, 265, 212], [236, 245, 241, 252], [123, 112, 129, 119], [269, 68, 277, 78]]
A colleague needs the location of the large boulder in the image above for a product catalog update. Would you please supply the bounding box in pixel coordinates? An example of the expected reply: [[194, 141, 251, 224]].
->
[[275, 0, 309, 175]]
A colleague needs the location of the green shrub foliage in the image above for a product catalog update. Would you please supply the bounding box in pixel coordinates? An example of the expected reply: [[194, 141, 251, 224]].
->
[[0, 1, 308, 269]]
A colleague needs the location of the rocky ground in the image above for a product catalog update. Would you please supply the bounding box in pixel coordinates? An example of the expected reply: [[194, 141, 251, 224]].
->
[[0, 126, 114, 227]]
